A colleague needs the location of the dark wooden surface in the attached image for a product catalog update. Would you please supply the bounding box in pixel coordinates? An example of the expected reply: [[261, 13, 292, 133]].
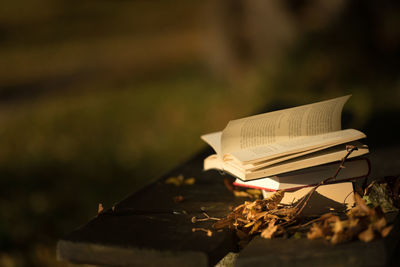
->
[[57, 148, 248, 267], [236, 220, 400, 267], [58, 144, 400, 267]]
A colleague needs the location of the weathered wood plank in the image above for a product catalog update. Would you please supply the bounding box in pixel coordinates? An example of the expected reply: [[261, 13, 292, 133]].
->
[[57, 148, 246, 266], [58, 142, 400, 266], [235, 228, 400, 267]]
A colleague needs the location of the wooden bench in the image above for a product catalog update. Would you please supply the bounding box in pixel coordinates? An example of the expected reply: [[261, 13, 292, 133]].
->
[[57, 144, 400, 266]]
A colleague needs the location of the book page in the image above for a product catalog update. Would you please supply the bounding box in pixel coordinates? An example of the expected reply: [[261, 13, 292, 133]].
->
[[221, 95, 350, 155], [243, 141, 365, 171], [201, 131, 222, 155], [231, 143, 335, 171], [228, 129, 366, 164]]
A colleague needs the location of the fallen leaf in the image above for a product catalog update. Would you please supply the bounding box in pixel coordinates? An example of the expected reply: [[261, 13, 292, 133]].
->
[[332, 217, 344, 234], [249, 220, 262, 235], [372, 217, 387, 232], [97, 203, 103, 214], [261, 219, 278, 239], [165, 175, 184, 186], [331, 231, 350, 245], [184, 177, 196, 185], [354, 193, 372, 215], [358, 225, 375, 242], [165, 175, 195, 186], [348, 217, 360, 228], [192, 227, 213, 237], [252, 211, 269, 221], [213, 218, 232, 229], [307, 224, 325, 240], [293, 232, 302, 239], [381, 225, 393, 237], [271, 207, 297, 218], [264, 191, 285, 210], [173, 195, 184, 203], [244, 221, 255, 228]]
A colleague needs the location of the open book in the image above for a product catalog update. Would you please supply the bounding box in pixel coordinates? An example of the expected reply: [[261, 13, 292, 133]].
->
[[201, 95, 369, 180]]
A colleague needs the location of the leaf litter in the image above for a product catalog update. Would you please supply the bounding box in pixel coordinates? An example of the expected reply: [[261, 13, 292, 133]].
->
[[192, 145, 399, 245]]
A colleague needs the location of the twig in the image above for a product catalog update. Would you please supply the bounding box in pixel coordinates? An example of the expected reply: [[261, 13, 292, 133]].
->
[[192, 228, 213, 236], [191, 211, 221, 223], [293, 145, 358, 218], [285, 216, 328, 232], [364, 180, 377, 196]]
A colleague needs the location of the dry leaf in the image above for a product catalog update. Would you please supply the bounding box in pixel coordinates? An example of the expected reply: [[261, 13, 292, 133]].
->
[[184, 177, 196, 185], [264, 213, 280, 221], [332, 217, 344, 234], [237, 218, 249, 224], [307, 224, 325, 240], [244, 221, 255, 228], [97, 203, 103, 214], [213, 218, 234, 230], [234, 203, 246, 212], [305, 193, 394, 245], [165, 175, 196, 186], [271, 207, 297, 218], [354, 193, 373, 215], [381, 225, 393, 237], [293, 232, 302, 239], [358, 225, 375, 242], [253, 211, 269, 221], [261, 219, 278, 239], [348, 217, 360, 228], [372, 217, 387, 232], [331, 231, 350, 245], [192, 227, 213, 237], [173, 195, 184, 203], [265, 191, 285, 210], [249, 220, 262, 235], [165, 175, 184, 186]]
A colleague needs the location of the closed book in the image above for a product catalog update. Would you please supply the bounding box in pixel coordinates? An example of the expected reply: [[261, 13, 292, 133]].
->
[[232, 158, 369, 192]]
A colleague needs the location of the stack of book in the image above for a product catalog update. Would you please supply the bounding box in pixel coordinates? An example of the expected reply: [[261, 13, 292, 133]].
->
[[201, 95, 370, 213]]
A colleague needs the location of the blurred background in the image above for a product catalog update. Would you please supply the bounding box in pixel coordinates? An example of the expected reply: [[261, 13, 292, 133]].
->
[[0, 0, 399, 266]]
